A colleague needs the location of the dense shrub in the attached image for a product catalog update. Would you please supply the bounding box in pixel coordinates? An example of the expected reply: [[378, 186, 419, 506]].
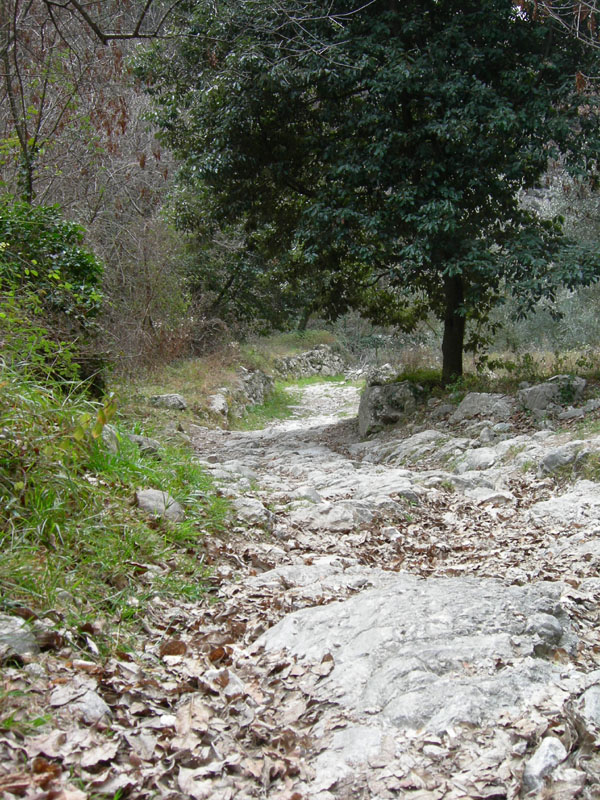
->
[[0, 198, 103, 382]]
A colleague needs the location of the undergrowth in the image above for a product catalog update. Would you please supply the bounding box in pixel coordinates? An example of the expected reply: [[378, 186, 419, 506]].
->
[[0, 364, 228, 651]]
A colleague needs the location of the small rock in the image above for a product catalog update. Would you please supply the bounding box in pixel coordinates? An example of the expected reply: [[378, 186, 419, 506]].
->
[[464, 488, 516, 506], [232, 497, 274, 530], [558, 407, 585, 421], [525, 612, 563, 645], [0, 614, 40, 661], [522, 736, 567, 792], [127, 434, 161, 456], [455, 447, 497, 473], [101, 424, 120, 454], [208, 392, 229, 416], [73, 689, 112, 724], [135, 489, 185, 521], [150, 393, 187, 410], [579, 684, 600, 731]]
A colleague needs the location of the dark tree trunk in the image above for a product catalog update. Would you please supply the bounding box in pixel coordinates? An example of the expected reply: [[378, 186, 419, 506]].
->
[[297, 306, 312, 331], [441, 273, 465, 385]]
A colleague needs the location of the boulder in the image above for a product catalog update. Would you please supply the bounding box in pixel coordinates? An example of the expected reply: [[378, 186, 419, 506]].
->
[[150, 393, 187, 411], [135, 489, 185, 521], [257, 574, 571, 734], [518, 375, 586, 414], [358, 381, 419, 436], [449, 393, 515, 424]]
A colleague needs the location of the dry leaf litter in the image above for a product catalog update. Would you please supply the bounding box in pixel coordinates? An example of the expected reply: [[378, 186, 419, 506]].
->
[[2, 380, 600, 799]]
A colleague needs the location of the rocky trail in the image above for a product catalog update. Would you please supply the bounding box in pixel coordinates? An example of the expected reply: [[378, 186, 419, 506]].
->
[[3, 376, 600, 799]]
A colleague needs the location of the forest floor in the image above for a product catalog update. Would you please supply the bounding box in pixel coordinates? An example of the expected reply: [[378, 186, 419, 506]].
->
[[2, 377, 600, 799]]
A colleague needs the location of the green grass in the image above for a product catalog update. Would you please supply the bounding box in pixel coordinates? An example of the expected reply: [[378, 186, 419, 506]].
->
[[0, 365, 228, 649], [232, 381, 300, 430]]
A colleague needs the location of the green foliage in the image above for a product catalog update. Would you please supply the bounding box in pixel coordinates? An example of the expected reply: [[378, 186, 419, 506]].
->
[[394, 368, 444, 393], [0, 198, 103, 381], [0, 365, 226, 635], [140, 0, 600, 381]]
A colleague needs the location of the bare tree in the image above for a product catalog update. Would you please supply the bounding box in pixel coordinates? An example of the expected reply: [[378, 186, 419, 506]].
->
[[533, 1, 600, 48]]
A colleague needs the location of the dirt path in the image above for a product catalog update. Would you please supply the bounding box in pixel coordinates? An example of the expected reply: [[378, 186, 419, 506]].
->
[[4, 378, 600, 799], [185, 379, 600, 799]]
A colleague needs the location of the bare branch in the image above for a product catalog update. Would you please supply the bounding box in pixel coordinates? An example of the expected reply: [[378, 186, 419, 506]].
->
[[535, 1, 600, 49]]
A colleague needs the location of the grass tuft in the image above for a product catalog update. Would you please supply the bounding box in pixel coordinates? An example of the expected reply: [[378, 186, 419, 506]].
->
[[233, 382, 299, 430]]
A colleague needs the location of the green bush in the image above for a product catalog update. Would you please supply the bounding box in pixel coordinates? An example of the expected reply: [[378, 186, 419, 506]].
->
[[0, 198, 103, 382]]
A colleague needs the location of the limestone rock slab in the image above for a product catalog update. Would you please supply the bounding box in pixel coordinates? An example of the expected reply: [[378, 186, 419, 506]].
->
[[449, 393, 515, 424], [257, 575, 570, 734]]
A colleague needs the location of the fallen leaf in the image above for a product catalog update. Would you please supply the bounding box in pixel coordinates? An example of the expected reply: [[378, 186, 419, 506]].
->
[[80, 741, 119, 769], [159, 639, 187, 657]]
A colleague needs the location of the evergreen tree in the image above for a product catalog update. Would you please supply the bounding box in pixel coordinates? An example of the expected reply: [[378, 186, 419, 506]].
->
[[142, 0, 600, 381]]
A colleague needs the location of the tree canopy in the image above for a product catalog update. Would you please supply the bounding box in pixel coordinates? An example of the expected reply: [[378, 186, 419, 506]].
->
[[141, 0, 600, 381]]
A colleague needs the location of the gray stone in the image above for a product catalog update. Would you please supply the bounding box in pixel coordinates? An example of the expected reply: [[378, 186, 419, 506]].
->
[[529, 480, 600, 525], [464, 488, 516, 506], [290, 500, 374, 532], [127, 434, 161, 456], [358, 382, 420, 437], [232, 497, 274, 530], [208, 392, 229, 416], [449, 393, 515, 424], [135, 489, 185, 521], [525, 612, 563, 645], [431, 403, 455, 420], [365, 363, 398, 386], [257, 574, 569, 734], [538, 442, 585, 476], [522, 736, 567, 793], [558, 406, 585, 421], [579, 684, 600, 730], [101, 424, 120, 454], [150, 393, 187, 410], [0, 614, 40, 661], [236, 367, 274, 406], [518, 376, 586, 413], [455, 446, 498, 473], [275, 345, 346, 379]]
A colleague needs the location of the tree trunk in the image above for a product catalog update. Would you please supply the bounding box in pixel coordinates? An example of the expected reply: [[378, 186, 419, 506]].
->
[[297, 306, 312, 332], [441, 274, 465, 385]]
